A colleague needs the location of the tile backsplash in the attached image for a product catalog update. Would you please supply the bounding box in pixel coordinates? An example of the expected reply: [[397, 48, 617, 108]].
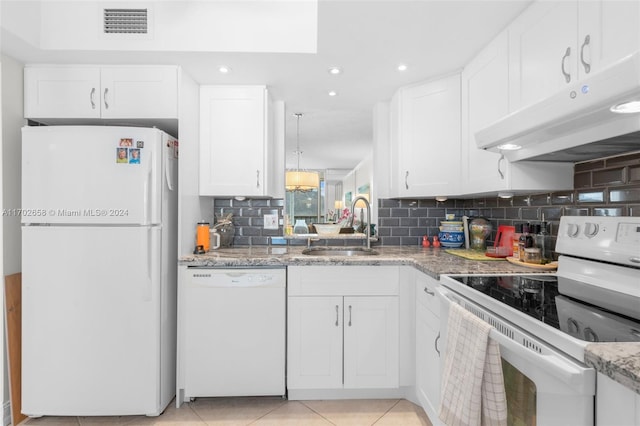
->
[[214, 151, 640, 247], [213, 198, 284, 246], [377, 151, 640, 251]]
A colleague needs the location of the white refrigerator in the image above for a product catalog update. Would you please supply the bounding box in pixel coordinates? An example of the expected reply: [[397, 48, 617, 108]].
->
[[21, 125, 178, 417]]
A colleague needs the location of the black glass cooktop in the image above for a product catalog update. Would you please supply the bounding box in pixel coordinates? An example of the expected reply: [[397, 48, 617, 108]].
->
[[450, 275, 561, 328], [448, 275, 640, 343]]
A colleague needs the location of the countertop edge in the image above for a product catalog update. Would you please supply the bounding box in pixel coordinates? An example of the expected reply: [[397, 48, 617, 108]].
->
[[585, 343, 640, 395]]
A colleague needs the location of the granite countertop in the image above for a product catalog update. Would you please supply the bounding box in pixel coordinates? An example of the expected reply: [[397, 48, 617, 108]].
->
[[585, 343, 640, 395], [179, 245, 550, 280], [179, 245, 640, 395]]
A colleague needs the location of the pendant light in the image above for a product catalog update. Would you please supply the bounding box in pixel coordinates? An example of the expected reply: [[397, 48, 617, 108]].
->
[[285, 113, 319, 191]]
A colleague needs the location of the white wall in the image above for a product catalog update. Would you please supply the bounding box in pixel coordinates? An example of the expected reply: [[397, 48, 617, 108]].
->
[[177, 69, 212, 256], [1, 53, 24, 426], [12, 1, 317, 54], [0, 55, 4, 426], [2, 55, 22, 275], [373, 101, 391, 199]]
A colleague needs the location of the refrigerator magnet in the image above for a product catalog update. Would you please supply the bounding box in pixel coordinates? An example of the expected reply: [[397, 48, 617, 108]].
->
[[173, 140, 179, 158], [129, 148, 140, 164], [116, 147, 128, 163], [119, 138, 133, 147], [136, 140, 144, 148]]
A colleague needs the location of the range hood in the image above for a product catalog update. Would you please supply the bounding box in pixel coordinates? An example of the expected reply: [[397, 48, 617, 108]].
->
[[476, 51, 640, 162]]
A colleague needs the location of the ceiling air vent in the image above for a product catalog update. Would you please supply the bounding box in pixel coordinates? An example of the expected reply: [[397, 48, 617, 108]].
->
[[103, 8, 148, 34]]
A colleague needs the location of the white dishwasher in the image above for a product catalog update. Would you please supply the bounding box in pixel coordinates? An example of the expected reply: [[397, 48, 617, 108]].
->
[[179, 267, 286, 402]]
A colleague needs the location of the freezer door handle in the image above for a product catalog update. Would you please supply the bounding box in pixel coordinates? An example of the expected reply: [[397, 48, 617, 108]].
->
[[165, 148, 174, 191], [143, 170, 151, 225]]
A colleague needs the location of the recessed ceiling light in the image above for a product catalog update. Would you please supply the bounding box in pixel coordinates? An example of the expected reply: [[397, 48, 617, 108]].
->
[[218, 66, 231, 74], [328, 91, 338, 97], [496, 143, 522, 150], [328, 67, 342, 75], [611, 100, 640, 113], [397, 64, 408, 71]]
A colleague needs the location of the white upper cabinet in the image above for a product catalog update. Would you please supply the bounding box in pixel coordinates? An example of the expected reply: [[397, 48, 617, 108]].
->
[[509, 0, 640, 112], [24, 65, 178, 120], [462, 31, 511, 194], [391, 74, 461, 198], [461, 30, 574, 195], [199, 85, 282, 197], [99, 67, 178, 119], [578, 0, 640, 76], [24, 67, 101, 118]]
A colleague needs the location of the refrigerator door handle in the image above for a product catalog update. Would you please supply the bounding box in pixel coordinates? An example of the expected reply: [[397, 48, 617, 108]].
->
[[143, 227, 153, 302], [165, 146, 174, 192]]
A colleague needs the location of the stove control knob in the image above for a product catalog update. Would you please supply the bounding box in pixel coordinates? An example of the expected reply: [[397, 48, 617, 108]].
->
[[567, 223, 580, 237], [567, 318, 580, 334], [583, 222, 599, 238], [584, 327, 599, 342]]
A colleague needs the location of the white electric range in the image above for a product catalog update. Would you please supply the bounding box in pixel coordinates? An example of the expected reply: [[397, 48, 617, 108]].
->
[[438, 215, 640, 426]]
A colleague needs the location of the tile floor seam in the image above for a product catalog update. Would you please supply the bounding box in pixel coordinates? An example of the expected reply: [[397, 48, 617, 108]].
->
[[371, 399, 402, 425], [185, 401, 210, 426], [245, 398, 289, 425], [298, 401, 338, 426]]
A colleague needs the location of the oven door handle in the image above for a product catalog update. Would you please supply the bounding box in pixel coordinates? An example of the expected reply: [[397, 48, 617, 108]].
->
[[437, 286, 595, 394], [487, 327, 594, 392]]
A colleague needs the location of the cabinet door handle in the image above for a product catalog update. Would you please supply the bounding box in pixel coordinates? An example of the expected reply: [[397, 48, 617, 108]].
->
[[256, 170, 260, 188], [497, 154, 505, 180], [103, 88, 110, 109], [423, 286, 435, 296], [348, 305, 352, 327], [90, 88, 96, 109], [335, 305, 339, 327], [435, 331, 441, 357], [405, 171, 409, 190], [561, 47, 571, 83], [580, 35, 591, 74]]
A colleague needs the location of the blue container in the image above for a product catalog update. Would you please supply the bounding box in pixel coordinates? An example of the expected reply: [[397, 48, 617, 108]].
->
[[438, 231, 465, 248]]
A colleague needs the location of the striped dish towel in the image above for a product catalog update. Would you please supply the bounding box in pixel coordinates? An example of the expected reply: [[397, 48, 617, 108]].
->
[[438, 302, 507, 426]]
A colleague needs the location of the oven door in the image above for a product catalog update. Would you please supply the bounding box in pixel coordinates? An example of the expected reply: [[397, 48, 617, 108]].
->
[[438, 286, 595, 426]]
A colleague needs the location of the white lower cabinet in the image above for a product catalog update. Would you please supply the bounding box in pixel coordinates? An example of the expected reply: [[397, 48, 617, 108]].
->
[[287, 266, 400, 392], [415, 272, 442, 424]]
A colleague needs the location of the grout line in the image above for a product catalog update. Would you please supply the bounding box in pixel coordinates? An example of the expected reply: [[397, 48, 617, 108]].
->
[[296, 401, 337, 426], [246, 398, 289, 425], [371, 399, 402, 425]]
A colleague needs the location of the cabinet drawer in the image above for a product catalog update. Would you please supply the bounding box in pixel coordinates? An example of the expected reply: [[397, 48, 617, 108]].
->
[[415, 274, 440, 316], [288, 266, 399, 296]]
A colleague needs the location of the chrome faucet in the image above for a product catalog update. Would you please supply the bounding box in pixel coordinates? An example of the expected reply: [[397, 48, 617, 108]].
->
[[348, 195, 372, 249]]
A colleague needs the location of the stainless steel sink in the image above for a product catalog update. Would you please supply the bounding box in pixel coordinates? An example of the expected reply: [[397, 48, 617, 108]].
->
[[302, 247, 379, 256]]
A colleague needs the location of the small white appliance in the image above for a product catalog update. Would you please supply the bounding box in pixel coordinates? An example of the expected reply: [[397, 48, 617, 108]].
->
[[21, 125, 178, 416], [177, 267, 286, 405]]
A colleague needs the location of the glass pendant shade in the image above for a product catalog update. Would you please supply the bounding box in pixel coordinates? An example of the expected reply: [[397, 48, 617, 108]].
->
[[286, 170, 320, 191], [286, 113, 319, 191]]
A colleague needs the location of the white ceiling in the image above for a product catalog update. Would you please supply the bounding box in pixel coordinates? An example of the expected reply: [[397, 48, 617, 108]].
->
[[0, 0, 533, 171]]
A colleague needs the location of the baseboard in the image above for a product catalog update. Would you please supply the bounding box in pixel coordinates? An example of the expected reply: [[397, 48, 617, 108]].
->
[[287, 387, 409, 401], [3, 401, 11, 426]]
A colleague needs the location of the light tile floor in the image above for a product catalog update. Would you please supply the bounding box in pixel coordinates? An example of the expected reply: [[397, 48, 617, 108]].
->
[[19, 397, 433, 426]]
